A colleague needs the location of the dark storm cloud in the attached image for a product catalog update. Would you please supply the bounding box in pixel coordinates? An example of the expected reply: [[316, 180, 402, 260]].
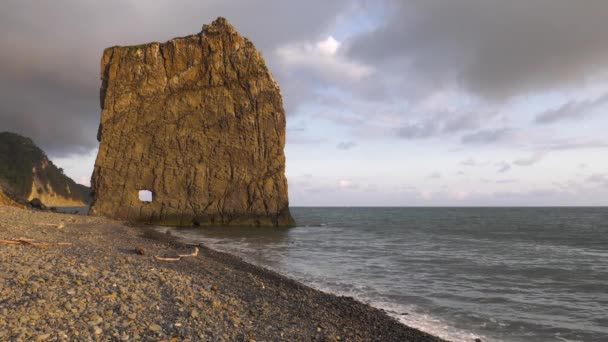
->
[[0, 0, 352, 156], [535, 93, 608, 124], [349, 0, 608, 100]]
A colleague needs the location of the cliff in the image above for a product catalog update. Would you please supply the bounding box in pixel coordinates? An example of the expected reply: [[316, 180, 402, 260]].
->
[[0, 132, 90, 207], [89, 17, 294, 227]]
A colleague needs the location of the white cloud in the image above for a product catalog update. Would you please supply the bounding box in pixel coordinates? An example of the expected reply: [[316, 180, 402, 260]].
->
[[316, 36, 340, 56], [338, 179, 358, 189], [276, 36, 373, 82]]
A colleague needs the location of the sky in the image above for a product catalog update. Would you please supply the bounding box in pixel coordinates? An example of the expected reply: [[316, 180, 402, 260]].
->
[[2, 0, 608, 206]]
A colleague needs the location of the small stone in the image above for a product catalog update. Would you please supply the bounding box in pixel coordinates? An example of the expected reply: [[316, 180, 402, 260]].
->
[[127, 313, 136, 320], [149, 323, 162, 333], [190, 309, 199, 319], [88, 316, 103, 326], [93, 327, 102, 335], [35, 334, 51, 341]]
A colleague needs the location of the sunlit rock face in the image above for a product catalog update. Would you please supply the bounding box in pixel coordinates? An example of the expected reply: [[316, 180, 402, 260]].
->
[[89, 18, 294, 227]]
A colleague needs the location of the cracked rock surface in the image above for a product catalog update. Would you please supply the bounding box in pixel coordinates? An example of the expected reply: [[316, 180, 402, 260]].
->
[[90, 17, 294, 227]]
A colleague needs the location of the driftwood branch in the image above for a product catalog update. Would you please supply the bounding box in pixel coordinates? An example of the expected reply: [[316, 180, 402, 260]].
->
[[154, 256, 181, 262], [155, 247, 199, 262], [0, 238, 72, 247], [179, 247, 199, 258], [35, 223, 66, 229]]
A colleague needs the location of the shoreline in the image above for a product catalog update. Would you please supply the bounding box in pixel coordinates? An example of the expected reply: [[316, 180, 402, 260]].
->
[[0, 206, 446, 341]]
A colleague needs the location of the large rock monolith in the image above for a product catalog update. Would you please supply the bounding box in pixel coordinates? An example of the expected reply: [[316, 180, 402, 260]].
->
[[89, 17, 295, 227]]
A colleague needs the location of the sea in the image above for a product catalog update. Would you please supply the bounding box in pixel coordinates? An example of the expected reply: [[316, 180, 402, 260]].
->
[[157, 207, 606, 341]]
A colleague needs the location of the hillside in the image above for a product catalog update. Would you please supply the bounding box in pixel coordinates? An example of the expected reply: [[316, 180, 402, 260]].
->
[[0, 184, 20, 207], [0, 132, 90, 207]]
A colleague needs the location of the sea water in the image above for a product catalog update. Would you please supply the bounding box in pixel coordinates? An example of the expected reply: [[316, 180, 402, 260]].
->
[[161, 207, 608, 342]]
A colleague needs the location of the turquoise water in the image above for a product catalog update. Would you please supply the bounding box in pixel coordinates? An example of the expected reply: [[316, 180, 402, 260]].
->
[[161, 207, 608, 341]]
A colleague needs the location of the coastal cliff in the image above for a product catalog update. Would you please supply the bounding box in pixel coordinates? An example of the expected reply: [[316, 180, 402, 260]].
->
[[0, 132, 90, 207], [0, 185, 20, 207], [89, 17, 294, 227]]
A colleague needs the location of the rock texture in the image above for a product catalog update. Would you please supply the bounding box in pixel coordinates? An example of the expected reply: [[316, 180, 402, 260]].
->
[[89, 18, 294, 227], [0, 185, 19, 207], [0, 132, 90, 207]]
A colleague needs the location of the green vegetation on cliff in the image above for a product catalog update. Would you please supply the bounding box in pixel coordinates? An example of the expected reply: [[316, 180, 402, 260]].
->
[[0, 132, 90, 205]]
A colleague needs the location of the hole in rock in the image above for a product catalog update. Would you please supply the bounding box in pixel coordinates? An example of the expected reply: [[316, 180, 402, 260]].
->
[[138, 190, 153, 203]]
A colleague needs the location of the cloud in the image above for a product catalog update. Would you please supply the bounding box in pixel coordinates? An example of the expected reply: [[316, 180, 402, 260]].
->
[[495, 162, 511, 173], [397, 121, 438, 139], [460, 158, 476, 167], [535, 93, 608, 124], [587, 174, 608, 184], [539, 139, 608, 151], [513, 152, 547, 166], [427, 172, 441, 179], [495, 179, 518, 184], [275, 36, 373, 82], [0, 0, 355, 155], [461, 128, 513, 145], [396, 111, 493, 140], [336, 141, 357, 150], [338, 179, 358, 189], [317, 36, 341, 55], [349, 0, 608, 100]]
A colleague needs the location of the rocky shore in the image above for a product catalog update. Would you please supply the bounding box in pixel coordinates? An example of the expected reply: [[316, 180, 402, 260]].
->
[[0, 205, 445, 341]]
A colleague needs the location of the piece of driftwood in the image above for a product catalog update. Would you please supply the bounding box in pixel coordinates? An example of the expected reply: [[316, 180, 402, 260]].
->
[[36, 223, 66, 229], [0, 238, 72, 247], [178, 247, 199, 258], [155, 247, 199, 261], [154, 256, 181, 262]]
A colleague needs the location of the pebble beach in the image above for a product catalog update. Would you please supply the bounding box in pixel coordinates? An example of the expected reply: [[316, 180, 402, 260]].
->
[[0, 206, 444, 341]]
